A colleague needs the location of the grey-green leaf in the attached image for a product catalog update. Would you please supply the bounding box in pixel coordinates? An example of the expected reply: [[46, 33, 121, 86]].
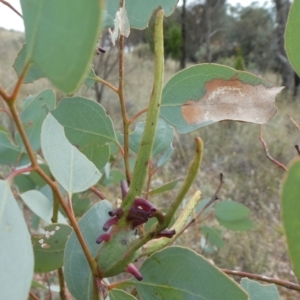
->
[[157, 144, 174, 167], [201, 225, 224, 248], [215, 200, 250, 222], [17, 89, 55, 151], [104, 0, 178, 30], [148, 178, 180, 195], [33, 223, 72, 272], [21, 190, 67, 224], [64, 200, 112, 300], [41, 113, 101, 193], [217, 218, 254, 231], [0, 131, 22, 165], [13, 44, 44, 83], [129, 118, 173, 157], [109, 289, 137, 300], [240, 278, 280, 300], [51, 97, 116, 171], [133, 246, 248, 300], [20, 0, 102, 93], [0, 180, 34, 300]]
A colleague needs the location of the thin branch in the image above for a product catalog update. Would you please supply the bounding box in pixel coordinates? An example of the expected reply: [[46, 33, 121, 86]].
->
[[0, 0, 22, 18], [295, 145, 300, 156], [117, 25, 131, 184], [0, 107, 13, 118], [89, 186, 106, 200], [128, 107, 148, 124], [176, 173, 223, 239], [28, 291, 39, 300], [94, 76, 118, 94], [259, 126, 287, 172], [287, 114, 300, 131], [223, 269, 300, 292], [6, 166, 35, 182], [45, 273, 53, 300], [58, 268, 67, 300]]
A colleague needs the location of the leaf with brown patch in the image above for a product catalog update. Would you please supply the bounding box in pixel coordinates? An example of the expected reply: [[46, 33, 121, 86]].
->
[[160, 64, 284, 134]]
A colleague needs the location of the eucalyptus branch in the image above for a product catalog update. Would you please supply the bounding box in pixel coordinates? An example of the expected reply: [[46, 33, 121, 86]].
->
[[29, 291, 39, 300], [223, 269, 300, 292], [6, 166, 35, 183], [0, 0, 22, 18], [94, 76, 118, 94], [58, 268, 67, 300], [121, 9, 165, 214], [1, 70, 99, 282], [8, 103, 98, 275], [89, 186, 106, 200], [128, 107, 148, 124], [259, 126, 287, 172]]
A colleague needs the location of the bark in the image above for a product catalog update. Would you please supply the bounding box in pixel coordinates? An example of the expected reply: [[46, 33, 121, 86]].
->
[[180, 0, 186, 69], [273, 0, 295, 93]]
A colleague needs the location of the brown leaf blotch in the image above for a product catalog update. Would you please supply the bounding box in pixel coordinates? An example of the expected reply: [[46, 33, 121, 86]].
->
[[181, 77, 283, 125]]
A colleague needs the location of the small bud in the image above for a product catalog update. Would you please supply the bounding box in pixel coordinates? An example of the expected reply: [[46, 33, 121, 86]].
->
[[96, 233, 111, 244], [120, 180, 128, 199], [108, 208, 124, 219], [157, 229, 176, 239], [103, 216, 119, 231], [134, 197, 157, 213], [125, 263, 143, 281]]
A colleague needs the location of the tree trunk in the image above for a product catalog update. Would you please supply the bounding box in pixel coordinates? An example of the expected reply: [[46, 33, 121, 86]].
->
[[180, 0, 186, 69], [273, 0, 295, 93], [205, 0, 212, 63]]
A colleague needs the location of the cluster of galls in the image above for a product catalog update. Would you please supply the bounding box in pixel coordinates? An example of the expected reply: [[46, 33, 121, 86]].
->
[[96, 180, 176, 281]]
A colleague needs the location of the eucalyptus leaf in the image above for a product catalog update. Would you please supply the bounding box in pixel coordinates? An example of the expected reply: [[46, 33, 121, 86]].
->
[[17, 89, 55, 151], [148, 178, 180, 195], [103, 0, 178, 30], [0, 131, 23, 165], [13, 44, 44, 83], [201, 225, 224, 248], [161, 64, 282, 134], [133, 246, 248, 300], [51, 97, 116, 171], [20, 0, 102, 93], [21, 190, 68, 224], [217, 217, 254, 231], [0, 180, 34, 300], [215, 200, 250, 222], [281, 158, 300, 279], [64, 200, 112, 300], [285, 0, 300, 76], [157, 144, 174, 167], [109, 289, 137, 300], [129, 118, 173, 157], [41, 113, 101, 193], [33, 223, 72, 272], [240, 278, 280, 300]]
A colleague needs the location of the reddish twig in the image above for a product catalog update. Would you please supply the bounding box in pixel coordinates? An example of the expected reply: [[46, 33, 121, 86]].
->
[[223, 269, 300, 292], [259, 126, 287, 172], [6, 166, 35, 182], [0, 0, 22, 18], [128, 107, 148, 124], [89, 186, 106, 200]]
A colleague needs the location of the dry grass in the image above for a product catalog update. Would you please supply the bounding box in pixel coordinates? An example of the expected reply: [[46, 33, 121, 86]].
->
[[1, 28, 300, 299]]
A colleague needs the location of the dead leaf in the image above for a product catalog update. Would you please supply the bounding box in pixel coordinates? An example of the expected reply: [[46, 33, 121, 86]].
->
[[181, 77, 284, 125]]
